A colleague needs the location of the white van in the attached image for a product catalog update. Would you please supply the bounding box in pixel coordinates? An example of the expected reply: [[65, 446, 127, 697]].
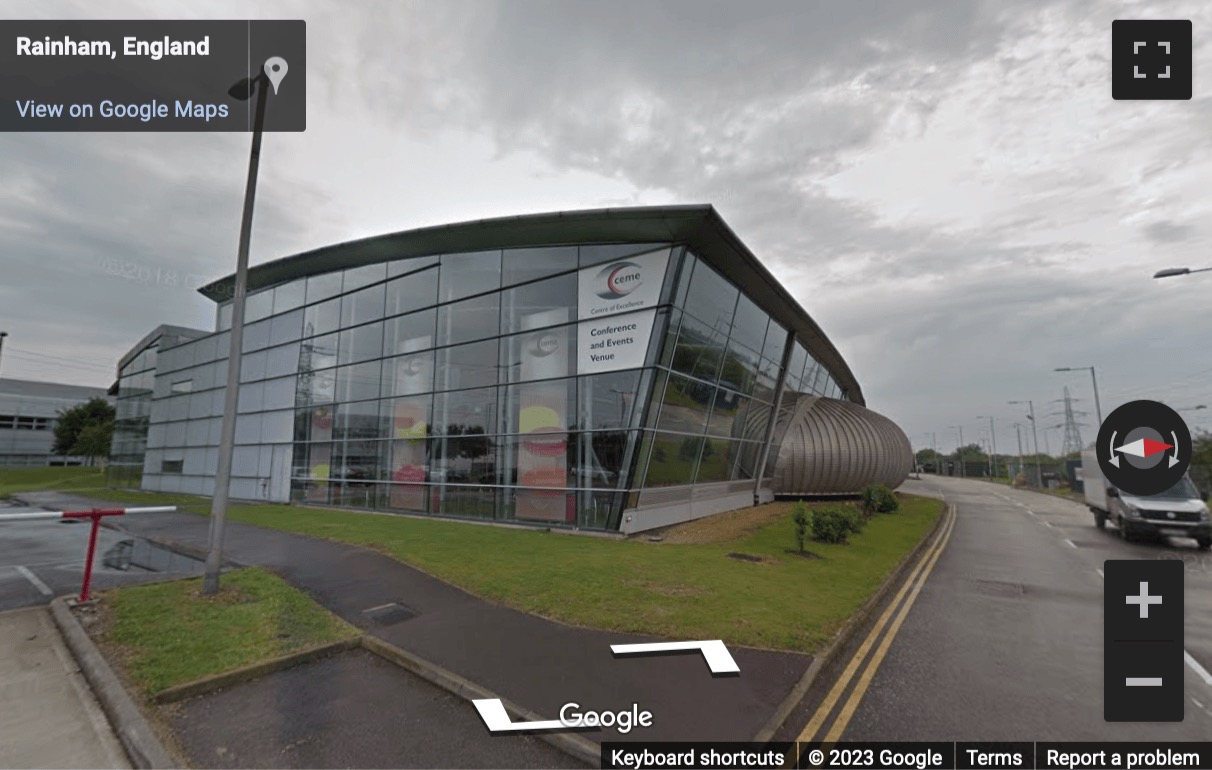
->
[[1081, 449, 1211, 549]]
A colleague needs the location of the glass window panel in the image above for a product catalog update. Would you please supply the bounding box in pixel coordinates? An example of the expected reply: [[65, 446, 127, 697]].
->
[[334, 438, 388, 484], [787, 343, 809, 392], [694, 437, 735, 483], [273, 280, 306, 313], [754, 361, 779, 404], [383, 308, 436, 358], [763, 319, 788, 364], [298, 333, 338, 378], [335, 399, 388, 442], [306, 271, 343, 304], [734, 440, 765, 481], [239, 350, 268, 383], [501, 273, 576, 334], [580, 430, 632, 489], [432, 435, 499, 486], [501, 246, 577, 288], [503, 378, 574, 442], [500, 323, 575, 384], [498, 434, 574, 492], [669, 313, 727, 383], [385, 267, 439, 317], [340, 283, 386, 329], [238, 382, 264, 413], [656, 308, 680, 369], [261, 410, 293, 443], [641, 431, 700, 487], [579, 242, 667, 268], [303, 296, 341, 338], [242, 319, 271, 353], [435, 483, 498, 519], [730, 295, 769, 357], [343, 263, 387, 292], [705, 389, 746, 438], [436, 292, 500, 347], [338, 321, 384, 365], [654, 372, 712, 435], [386, 395, 432, 442], [387, 255, 440, 278], [578, 369, 642, 431], [439, 251, 500, 302], [266, 342, 300, 379], [245, 290, 274, 323], [335, 360, 383, 404], [718, 336, 760, 397], [269, 308, 303, 346], [382, 349, 435, 398], [436, 339, 499, 391], [682, 260, 738, 332], [217, 303, 232, 331], [294, 404, 336, 443], [262, 376, 296, 411], [434, 386, 499, 436], [234, 413, 263, 445]]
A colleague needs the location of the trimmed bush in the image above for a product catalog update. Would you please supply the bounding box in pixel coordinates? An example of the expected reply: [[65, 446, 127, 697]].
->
[[812, 504, 862, 544], [860, 483, 899, 515], [791, 501, 811, 554]]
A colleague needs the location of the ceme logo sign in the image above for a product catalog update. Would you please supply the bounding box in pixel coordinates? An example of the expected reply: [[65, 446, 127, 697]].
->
[[595, 261, 644, 299]]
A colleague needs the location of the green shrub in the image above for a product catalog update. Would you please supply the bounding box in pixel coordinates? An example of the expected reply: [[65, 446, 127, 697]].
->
[[812, 504, 861, 544], [791, 502, 811, 554], [860, 483, 899, 515]]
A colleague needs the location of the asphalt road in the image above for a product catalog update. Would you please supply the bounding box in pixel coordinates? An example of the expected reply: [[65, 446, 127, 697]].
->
[[780, 476, 1212, 742], [0, 499, 204, 611]]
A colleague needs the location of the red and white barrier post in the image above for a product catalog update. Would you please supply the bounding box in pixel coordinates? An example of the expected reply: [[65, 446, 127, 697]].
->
[[0, 506, 177, 602]]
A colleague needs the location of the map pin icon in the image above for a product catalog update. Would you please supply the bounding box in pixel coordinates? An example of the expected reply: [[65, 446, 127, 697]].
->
[[264, 57, 288, 95]]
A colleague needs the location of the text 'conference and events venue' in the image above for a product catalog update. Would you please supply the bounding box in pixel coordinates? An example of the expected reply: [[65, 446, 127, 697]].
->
[[108, 205, 912, 533]]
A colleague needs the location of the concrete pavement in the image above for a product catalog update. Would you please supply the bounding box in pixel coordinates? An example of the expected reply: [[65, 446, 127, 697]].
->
[[0, 607, 128, 769]]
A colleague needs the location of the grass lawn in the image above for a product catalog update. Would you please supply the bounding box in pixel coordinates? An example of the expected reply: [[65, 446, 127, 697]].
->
[[95, 567, 359, 696], [0, 466, 108, 498], [81, 485, 942, 653]]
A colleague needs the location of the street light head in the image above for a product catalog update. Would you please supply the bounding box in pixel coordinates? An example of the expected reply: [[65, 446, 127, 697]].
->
[[1153, 267, 1191, 279], [1054, 367, 1071, 372]]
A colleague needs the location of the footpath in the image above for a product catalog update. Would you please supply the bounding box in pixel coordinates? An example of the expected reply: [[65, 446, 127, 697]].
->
[[16, 491, 811, 767], [0, 606, 129, 769]]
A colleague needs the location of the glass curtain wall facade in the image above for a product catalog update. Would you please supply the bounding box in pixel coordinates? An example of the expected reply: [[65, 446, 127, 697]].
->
[[109, 342, 159, 487], [123, 238, 851, 532]]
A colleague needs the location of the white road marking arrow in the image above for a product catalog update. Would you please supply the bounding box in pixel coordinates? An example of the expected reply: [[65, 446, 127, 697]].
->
[[609, 639, 740, 674], [472, 699, 565, 732]]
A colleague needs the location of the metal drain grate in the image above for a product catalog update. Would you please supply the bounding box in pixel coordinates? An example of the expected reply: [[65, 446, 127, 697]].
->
[[362, 602, 418, 626]]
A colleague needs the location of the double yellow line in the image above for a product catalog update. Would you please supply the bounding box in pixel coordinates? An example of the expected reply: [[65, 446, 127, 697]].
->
[[797, 503, 957, 743]]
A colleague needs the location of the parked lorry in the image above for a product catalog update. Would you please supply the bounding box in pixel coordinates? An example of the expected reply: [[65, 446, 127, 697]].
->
[[1081, 449, 1211, 549]]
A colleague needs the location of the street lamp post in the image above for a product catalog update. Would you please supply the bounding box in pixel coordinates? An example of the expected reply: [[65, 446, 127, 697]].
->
[[1009, 400, 1041, 487], [977, 415, 999, 478], [203, 68, 273, 597], [1054, 366, 1103, 427], [950, 425, 965, 477], [0, 331, 7, 378]]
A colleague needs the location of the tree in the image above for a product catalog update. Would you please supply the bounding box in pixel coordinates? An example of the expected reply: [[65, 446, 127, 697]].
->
[[53, 397, 116, 457], [71, 421, 114, 467], [915, 448, 943, 465], [953, 443, 988, 460]]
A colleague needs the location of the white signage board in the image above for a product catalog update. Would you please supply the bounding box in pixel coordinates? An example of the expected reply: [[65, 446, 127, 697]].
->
[[577, 247, 669, 321], [577, 309, 657, 375]]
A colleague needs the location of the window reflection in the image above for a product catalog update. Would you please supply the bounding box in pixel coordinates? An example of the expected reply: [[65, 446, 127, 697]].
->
[[501, 273, 576, 334], [385, 267, 439, 317], [434, 387, 499, 436], [501, 246, 576, 288], [641, 431, 702, 487], [439, 251, 500, 303], [500, 323, 574, 384], [436, 292, 500, 347], [436, 339, 499, 391]]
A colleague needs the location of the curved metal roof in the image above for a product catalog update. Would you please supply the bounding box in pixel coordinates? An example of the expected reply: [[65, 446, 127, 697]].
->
[[198, 205, 865, 405]]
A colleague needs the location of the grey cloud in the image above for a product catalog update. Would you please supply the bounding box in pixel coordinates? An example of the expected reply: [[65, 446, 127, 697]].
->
[[1143, 220, 1193, 243]]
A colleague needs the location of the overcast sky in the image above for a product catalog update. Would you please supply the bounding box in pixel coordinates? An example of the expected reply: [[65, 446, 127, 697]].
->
[[3, 0, 1211, 453]]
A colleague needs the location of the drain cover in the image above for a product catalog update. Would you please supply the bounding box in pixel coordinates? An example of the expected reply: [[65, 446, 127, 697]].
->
[[362, 602, 418, 626]]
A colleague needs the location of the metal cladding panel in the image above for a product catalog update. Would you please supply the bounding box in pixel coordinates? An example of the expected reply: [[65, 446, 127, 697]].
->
[[773, 397, 912, 495]]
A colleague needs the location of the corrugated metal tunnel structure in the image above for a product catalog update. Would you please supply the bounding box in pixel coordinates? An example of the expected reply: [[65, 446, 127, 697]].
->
[[772, 396, 913, 495]]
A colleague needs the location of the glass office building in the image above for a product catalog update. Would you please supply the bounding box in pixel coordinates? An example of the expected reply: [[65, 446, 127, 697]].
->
[[111, 206, 911, 533]]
